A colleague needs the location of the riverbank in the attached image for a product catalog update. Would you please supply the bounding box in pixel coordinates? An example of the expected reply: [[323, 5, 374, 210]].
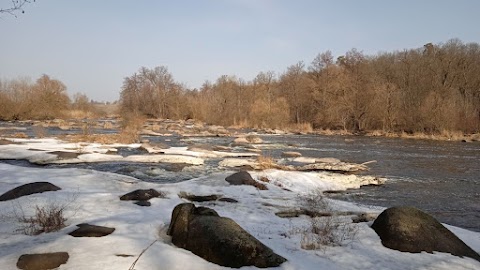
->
[[1, 118, 479, 143]]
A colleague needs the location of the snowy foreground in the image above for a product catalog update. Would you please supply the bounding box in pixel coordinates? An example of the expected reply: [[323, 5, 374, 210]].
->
[[0, 140, 479, 269]]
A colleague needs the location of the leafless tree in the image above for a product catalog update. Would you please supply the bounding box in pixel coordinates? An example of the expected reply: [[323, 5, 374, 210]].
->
[[0, 0, 35, 17]]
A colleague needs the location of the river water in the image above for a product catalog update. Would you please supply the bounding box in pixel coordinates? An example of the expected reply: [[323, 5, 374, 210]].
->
[[142, 133, 480, 232], [261, 135, 480, 232], [1, 122, 479, 231]]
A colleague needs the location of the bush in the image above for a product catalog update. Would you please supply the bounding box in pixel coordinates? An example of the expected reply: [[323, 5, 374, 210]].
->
[[296, 189, 358, 250], [16, 203, 68, 235]]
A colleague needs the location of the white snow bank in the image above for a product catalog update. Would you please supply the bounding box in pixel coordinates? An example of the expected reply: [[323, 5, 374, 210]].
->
[[251, 169, 383, 192], [144, 146, 258, 158], [0, 139, 204, 165], [0, 163, 479, 270]]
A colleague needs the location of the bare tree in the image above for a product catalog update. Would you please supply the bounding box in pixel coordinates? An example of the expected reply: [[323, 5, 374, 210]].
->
[[0, 0, 35, 17]]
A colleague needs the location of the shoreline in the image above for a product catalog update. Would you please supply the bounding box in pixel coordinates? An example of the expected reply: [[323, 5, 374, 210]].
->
[[2, 118, 480, 144]]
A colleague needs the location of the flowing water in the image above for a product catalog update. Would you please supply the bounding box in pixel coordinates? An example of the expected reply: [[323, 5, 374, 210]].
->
[[260, 135, 480, 232], [1, 122, 479, 231]]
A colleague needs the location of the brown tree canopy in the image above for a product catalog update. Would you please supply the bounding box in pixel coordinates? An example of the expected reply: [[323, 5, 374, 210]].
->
[[116, 39, 480, 134]]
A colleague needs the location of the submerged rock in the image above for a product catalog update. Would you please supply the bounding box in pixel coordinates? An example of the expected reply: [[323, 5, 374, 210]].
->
[[0, 182, 61, 201], [371, 206, 480, 261], [167, 203, 286, 268], [17, 252, 69, 270], [281, 151, 302, 158], [178, 191, 238, 203], [134, 200, 152, 207]]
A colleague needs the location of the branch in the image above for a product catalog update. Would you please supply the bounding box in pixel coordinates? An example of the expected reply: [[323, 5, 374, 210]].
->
[[0, 0, 35, 17]]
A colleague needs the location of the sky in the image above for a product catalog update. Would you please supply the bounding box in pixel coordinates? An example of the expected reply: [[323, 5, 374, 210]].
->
[[1, 0, 479, 102]]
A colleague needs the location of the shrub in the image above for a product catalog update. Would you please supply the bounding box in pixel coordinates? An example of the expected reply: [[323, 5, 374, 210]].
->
[[296, 189, 358, 250], [17, 203, 67, 235]]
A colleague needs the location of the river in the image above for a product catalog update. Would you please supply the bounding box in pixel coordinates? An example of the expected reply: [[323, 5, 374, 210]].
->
[[1, 122, 479, 231]]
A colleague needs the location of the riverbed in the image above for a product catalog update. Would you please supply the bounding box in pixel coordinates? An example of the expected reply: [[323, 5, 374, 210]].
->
[[1, 121, 479, 232]]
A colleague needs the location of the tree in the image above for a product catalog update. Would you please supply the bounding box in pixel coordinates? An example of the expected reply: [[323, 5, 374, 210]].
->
[[279, 61, 312, 124], [0, 0, 35, 17], [32, 74, 70, 119]]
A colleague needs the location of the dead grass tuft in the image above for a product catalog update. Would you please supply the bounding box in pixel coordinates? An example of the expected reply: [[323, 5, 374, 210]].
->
[[17, 204, 67, 235]]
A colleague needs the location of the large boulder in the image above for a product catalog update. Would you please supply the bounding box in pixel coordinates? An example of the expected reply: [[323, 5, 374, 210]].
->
[[371, 206, 480, 261], [0, 182, 61, 202], [167, 203, 286, 268], [17, 252, 69, 270], [119, 189, 165, 201], [225, 171, 267, 190]]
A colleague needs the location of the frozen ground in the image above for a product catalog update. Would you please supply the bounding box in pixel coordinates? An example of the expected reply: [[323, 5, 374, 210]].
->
[[0, 138, 479, 269]]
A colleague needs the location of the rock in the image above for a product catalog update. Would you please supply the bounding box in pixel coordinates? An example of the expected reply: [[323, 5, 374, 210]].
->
[[212, 145, 232, 151], [352, 213, 378, 223], [281, 151, 302, 158], [48, 151, 80, 160], [69, 223, 115, 237], [120, 189, 165, 201], [0, 182, 61, 202], [225, 171, 268, 190], [134, 200, 151, 207], [167, 203, 286, 268], [296, 162, 368, 172], [178, 192, 220, 202], [178, 192, 238, 203], [218, 197, 239, 203], [187, 144, 215, 151], [0, 139, 18, 145], [233, 137, 249, 144], [17, 252, 69, 270], [371, 206, 480, 261], [167, 203, 196, 245], [245, 135, 263, 144]]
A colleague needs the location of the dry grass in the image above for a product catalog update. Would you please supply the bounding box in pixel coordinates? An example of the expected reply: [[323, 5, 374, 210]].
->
[[66, 109, 97, 119], [61, 133, 135, 144], [229, 119, 250, 129], [17, 204, 67, 235], [296, 189, 358, 250], [287, 123, 313, 134], [256, 154, 279, 170]]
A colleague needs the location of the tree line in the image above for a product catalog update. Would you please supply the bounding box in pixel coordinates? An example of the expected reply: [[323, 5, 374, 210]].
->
[[120, 39, 480, 134], [0, 75, 102, 120], [2, 39, 479, 135]]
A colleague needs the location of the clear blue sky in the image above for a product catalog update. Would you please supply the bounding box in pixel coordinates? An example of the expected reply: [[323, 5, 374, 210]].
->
[[1, 0, 479, 102]]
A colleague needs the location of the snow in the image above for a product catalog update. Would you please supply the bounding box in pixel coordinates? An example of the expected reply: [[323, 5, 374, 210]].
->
[[0, 138, 479, 269]]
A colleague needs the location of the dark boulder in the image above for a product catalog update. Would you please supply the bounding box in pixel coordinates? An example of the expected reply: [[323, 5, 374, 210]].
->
[[371, 206, 480, 261], [120, 189, 165, 201], [225, 171, 267, 190], [167, 203, 286, 268], [0, 182, 61, 202], [68, 223, 115, 237], [218, 197, 239, 203], [17, 252, 69, 270]]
